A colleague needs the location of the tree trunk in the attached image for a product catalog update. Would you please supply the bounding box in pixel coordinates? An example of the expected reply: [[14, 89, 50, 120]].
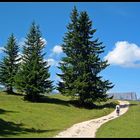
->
[[6, 86, 13, 94]]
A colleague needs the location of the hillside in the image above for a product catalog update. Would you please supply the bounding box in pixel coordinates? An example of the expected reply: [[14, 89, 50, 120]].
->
[[0, 92, 116, 138], [96, 101, 140, 138]]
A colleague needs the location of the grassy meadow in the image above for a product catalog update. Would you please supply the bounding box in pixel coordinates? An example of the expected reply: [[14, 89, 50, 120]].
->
[[0, 92, 116, 138], [96, 101, 140, 138]]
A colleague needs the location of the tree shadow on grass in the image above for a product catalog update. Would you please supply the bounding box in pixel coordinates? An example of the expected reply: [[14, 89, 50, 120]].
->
[[129, 103, 139, 106], [1, 90, 24, 98], [0, 91, 119, 110], [93, 102, 117, 109], [0, 109, 18, 114], [37, 96, 71, 107], [0, 118, 59, 137], [68, 100, 118, 110], [120, 103, 138, 108], [0, 108, 59, 137], [3, 91, 24, 96], [95, 101, 138, 110], [0, 109, 10, 114], [37, 96, 119, 110], [0, 106, 19, 115]]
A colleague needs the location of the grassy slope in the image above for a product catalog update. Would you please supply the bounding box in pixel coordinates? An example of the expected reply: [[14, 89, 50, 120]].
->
[[0, 92, 115, 138], [96, 101, 140, 138]]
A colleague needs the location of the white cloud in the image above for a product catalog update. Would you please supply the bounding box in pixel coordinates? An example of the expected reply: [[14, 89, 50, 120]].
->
[[49, 45, 63, 58], [46, 58, 58, 66], [40, 38, 47, 46], [52, 45, 63, 54], [18, 52, 23, 55], [104, 41, 140, 67], [0, 47, 5, 53], [0, 84, 5, 88], [14, 52, 23, 64]]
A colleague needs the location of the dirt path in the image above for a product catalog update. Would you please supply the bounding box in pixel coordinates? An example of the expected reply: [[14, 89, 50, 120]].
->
[[55, 100, 129, 138]]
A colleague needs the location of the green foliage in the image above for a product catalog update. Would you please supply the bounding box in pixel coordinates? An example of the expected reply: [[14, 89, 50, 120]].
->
[[57, 6, 114, 106], [15, 22, 53, 102], [0, 34, 20, 94]]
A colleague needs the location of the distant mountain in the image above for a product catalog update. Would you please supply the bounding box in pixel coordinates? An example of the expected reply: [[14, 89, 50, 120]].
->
[[108, 92, 137, 101], [0, 87, 4, 91]]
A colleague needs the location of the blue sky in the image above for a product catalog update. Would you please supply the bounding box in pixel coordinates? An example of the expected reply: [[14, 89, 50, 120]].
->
[[0, 2, 140, 98]]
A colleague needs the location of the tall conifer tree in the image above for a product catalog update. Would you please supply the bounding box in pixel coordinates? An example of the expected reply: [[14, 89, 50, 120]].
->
[[15, 22, 53, 101], [0, 34, 20, 94], [57, 7, 113, 106]]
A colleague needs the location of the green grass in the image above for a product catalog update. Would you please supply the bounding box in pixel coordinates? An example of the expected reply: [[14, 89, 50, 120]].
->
[[0, 92, 115, 138], [96, 101, 140, 138]]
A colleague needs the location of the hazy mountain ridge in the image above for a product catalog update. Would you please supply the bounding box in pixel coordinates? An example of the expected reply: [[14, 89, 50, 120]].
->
[[108, 92, 138, 101]]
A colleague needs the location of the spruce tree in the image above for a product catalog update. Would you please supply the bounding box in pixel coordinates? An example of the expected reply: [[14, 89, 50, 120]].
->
[[57, 7, 114, 106], [57, 6, 79, 97], [0, 34, 20, 94], [15, 22, 53, 102]]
